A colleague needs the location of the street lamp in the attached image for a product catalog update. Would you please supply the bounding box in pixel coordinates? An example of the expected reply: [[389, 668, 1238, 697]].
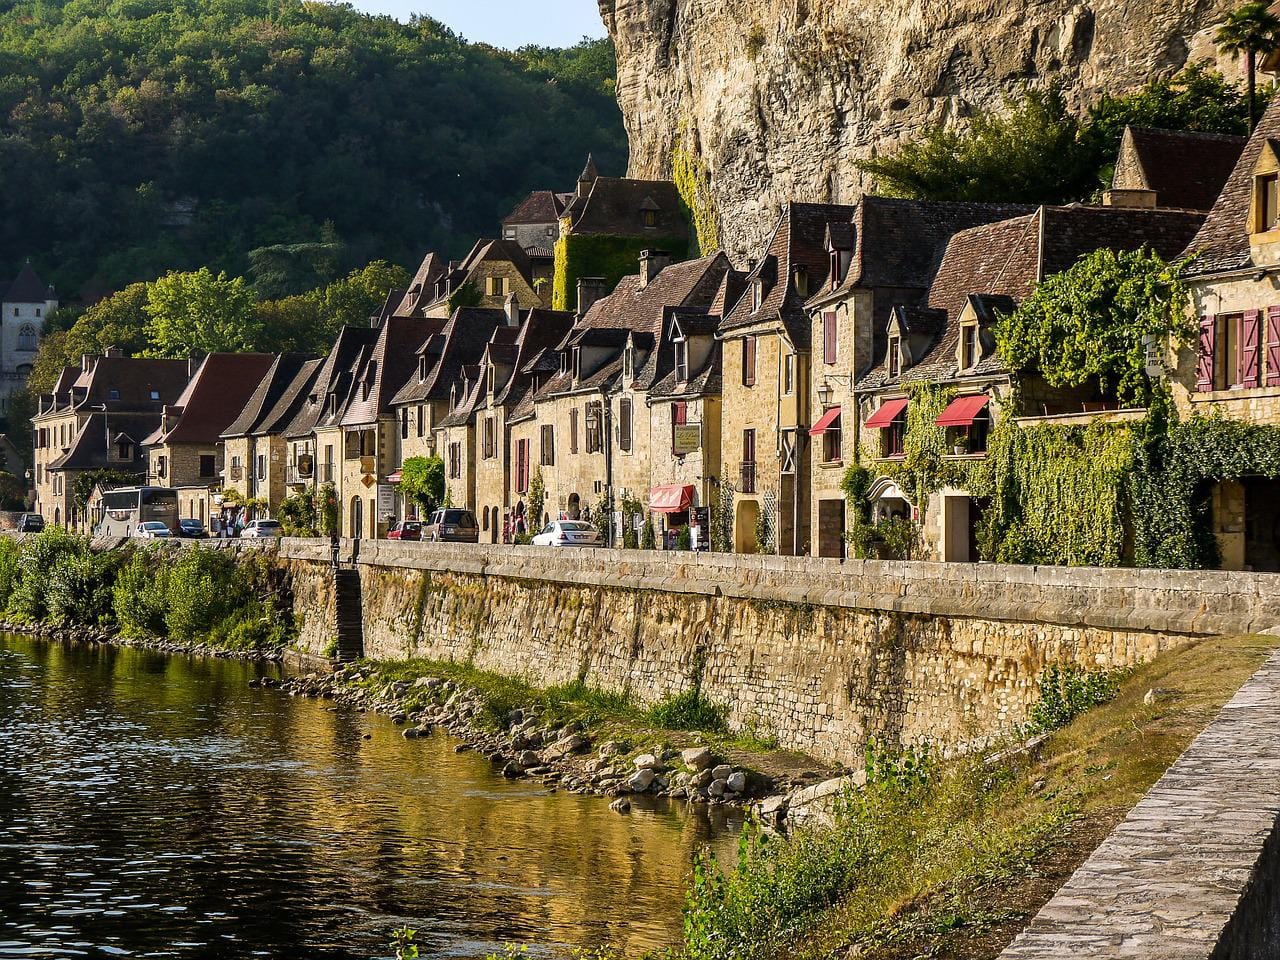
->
[[816, 381, 833, 408]]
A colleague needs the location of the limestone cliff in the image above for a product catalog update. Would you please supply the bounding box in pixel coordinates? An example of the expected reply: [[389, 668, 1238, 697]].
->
[[600, 0, 1239, 263]]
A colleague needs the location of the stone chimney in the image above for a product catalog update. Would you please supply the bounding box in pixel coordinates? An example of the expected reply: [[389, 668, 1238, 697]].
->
[[81, 354, 96, 372], [504, 292, 520, 327], [639, 249, 671, 289], [104, 347, 123, 358], [576, 277, 608, 318]]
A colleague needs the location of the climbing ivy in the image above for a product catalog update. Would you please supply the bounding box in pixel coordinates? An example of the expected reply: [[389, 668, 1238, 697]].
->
[[551, 233, 690, 311], [672, 120, 719, 256]]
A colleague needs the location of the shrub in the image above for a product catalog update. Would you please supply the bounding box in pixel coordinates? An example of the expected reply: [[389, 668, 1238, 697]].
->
[[277, 492, 319, 537], [1026, 664, 1124, 734], [676, 526, 692, 551], [0, 537, 21, 609], [46, 550, 120, 626], [165, 546, 246, 641], [6, 528, 89, 623], [113, 547, 171, 638], [648, 689, 728, 733]]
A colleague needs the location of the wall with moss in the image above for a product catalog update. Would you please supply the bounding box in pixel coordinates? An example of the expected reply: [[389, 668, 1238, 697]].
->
[[671, 121, 719, 257], [552, 232, 691, 311]]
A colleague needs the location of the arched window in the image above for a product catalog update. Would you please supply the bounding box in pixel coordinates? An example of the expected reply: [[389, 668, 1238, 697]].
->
[[17, 324, 36, 351]]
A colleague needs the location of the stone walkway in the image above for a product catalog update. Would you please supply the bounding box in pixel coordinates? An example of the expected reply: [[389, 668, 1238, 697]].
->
[[1000, 648, 1280, 958]]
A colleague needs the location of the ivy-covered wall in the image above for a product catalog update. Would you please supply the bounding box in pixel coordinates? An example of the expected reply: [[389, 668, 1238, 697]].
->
[[671, 120, 719, 257], [551, 233, 690, 312]]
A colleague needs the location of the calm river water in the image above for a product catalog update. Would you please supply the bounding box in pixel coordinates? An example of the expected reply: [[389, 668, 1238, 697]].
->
[[0, 634, 742, 958]]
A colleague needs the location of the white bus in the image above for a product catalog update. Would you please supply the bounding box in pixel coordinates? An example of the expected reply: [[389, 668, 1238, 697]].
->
[[93, 487, 179, 538]]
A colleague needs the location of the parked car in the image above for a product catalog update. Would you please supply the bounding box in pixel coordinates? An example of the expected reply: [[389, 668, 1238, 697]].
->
[[241, 518, 283, 539], [422, 508, 479, 543], [388, 519, 422, 541], [133, 521, 171, 539], [532, 519, 603, 548], [16, 513, 43, 533], [176, 518, 208, 539]]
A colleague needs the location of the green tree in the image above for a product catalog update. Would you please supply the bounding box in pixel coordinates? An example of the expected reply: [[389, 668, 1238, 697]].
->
[[312, 261, 412, 339], [143, 268, 261, 357], [400, 456, 445, 517], [1216, 2, 1280, 129], [995, 247, 1194, 406], [247, 228, 345, 299]]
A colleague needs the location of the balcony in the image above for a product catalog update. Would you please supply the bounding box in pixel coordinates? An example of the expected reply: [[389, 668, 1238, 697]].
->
[[287, 464, 315, 485], [739, 461, 756, 494]]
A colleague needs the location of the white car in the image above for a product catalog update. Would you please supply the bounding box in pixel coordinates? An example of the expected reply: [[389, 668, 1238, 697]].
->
[[134, 521, 171, 539], [531, 520, 603, 547], [240, 519, 283, 539]]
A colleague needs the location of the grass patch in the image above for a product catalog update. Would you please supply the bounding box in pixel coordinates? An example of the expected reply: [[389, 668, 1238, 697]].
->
[[647, 689, 728, 733], [672, 634, 1278, 960]]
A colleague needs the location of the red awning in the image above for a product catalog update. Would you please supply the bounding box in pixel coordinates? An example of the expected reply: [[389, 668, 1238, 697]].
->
[[864, 397, 909, 429], [935, 394, 990, 427], [650, 484, 695, 513], [386, 470, 402, 484], [808, 407, 842, 436]]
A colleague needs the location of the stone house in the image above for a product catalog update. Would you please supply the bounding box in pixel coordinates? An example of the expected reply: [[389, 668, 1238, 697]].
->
[[502, 190, 568, 251], [0, 261, 57, 414], [417, 239, 551, 319], [803, 198, 1038, 558], [31, 352, 190, 528], [434, 363, 487, 518], [220, 353, 321, 518], [1105, 126, 1246, 212], [143, 353, 275, 524], [335, 316, 438, 539], [855, 204, 1205, 562], [1175, 95, 1280, 569]]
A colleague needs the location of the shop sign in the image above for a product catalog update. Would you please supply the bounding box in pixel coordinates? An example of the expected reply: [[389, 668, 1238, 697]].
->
[[673, 424, 701, 456]]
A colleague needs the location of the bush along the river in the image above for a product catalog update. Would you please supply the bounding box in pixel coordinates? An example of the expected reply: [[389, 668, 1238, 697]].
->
[[0, 531, 294, 654]]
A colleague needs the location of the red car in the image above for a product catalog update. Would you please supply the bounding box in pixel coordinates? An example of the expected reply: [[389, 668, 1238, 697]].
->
[[388, 520, 422, 541]]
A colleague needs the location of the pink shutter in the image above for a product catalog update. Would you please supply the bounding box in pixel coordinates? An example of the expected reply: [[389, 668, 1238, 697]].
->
[[823, 312, 837, 365], [1241, 309, 1261, 388], [1268, 308, 1280, 387], [1196, 315, 1215, 392]]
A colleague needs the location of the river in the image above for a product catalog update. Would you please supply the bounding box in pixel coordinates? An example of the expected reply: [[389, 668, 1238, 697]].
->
[[0, 634, 741, 959]]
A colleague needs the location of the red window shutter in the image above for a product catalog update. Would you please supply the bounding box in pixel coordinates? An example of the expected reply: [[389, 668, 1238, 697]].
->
[[1196, 315, 1215, 392], [823, 312, 837, 365], [674, 401, 687, 425], [1241, 309, 1261, 388], [1268, 308, 1280, 387]]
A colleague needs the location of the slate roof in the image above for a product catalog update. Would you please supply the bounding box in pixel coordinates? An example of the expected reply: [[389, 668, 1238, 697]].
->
[[651, 338, 722, 400], [1183, 96, 1280, 276], [36, 356, 191, 419], [48, 412, 154, 473], [1115, 126, 1246, 212], [857, 204, 1207, 391], [564, 176, 688, 239], [502, 190, 565, 225], [341, 316, 440, 426], [721, 202, 858, 346], [395, 252, 449, 317], [5, 261, 52, 303], [284, 324, 381, 439], [145, 353, 275, 445], [221, 353, 319, 439], [390, 308, 506, 406]]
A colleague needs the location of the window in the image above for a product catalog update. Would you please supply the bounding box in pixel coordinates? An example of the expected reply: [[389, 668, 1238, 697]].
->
[[1259, 173, 1280, 232], [792, 266, 808, 297], [116, 439, 132, 461], [483, 416, 496, 459], [752, 280, 763, 312], [504, 226, 517, 239], [200, 455, 216, 478], [256, 455, 265, 481], [674, 401, 688, 426], [448, 442, 462, 479], [783, 353, 795, 395], [17, 324, 36, 351], [742, 336, 757, 386], [400, 408, 409, 439], [961, 324, 979, 370], [619, 398, 633, 452], [823, 312, 837, 365], [570, 408, 579, 454], [487, 276, 506, 296], [829, 251, 842, 289], [516, 438, 530, 493], [540, 424, 555, 466], [821, 411, 842, 463], [149, 390, 160, 401], [883, 417, 906, 458], [419, 357, 428, 382], [156, 455, 167, 479], [740, 429, 757, 493], [108, 388, 120, 401], [674, 340, 688, 383], [585, 401, 602, 453], [623, 345, 634, 379], [643, 209, 657, 228], [888, 335, 901, 379]]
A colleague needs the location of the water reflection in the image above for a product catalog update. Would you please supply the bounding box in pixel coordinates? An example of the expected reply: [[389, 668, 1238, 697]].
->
[[0, 636, 740, 958]]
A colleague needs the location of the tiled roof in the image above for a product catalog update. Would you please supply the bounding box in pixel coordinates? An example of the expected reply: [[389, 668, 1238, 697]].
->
[[396, 251, 448, 317], [149, 353, 275, 445], [390, 308, 505, 406], [502, 190, 565, 225], [39, 356, 191, 418], [651, 339, 722, 399], [721, 202, 858, 346], [6, 261, 51, 302], [1116, 126, 1246, 212], [49, 412, 153, 473], [284, 324, 381, 439], [494, 309, 574, 407], [1183, 96, 1280, 275], [566, 176, 688, 239], [221, 353, 318, 439], [341, 316, 440, 426]]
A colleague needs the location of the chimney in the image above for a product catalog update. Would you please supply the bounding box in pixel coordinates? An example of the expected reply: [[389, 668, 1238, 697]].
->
[[576, 277, 607, 318], [104, 347, 123, 358], [81, 354, 96, 372], [187, 354, 204, 378], [639, 249, 670, 289], [504, 292, 520, 327]]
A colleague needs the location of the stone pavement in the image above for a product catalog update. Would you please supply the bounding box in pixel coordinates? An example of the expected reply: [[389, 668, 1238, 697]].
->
[[1000, 648, 1280, 959]]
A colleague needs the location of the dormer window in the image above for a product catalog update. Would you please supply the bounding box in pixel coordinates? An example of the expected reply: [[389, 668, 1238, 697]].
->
[[115, 439, 132, 461], [419, 356, 427, 381], [752, 279, 763, 312], [559, 351, 569, 376], [888, 334, 902, 379], [792, 265, 809, 298], [1260, 173, 1280, 233], [642, 210, 657, 229], [624, 344, 634, 379], [961, 323, 979, 370], [674, 339, 688, 383], [572, 347, 581, 380]]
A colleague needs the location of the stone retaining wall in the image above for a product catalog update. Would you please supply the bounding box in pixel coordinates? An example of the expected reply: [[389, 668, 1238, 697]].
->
[[277, 540, 1280, 765]]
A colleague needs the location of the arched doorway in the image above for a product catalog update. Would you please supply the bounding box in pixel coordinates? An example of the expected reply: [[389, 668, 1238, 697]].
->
[[350, 496, 363, 539], [489, 507, 498, 543], [53, 507, 60, 527], [567, 492, 581, 520], [734, 500, 759, 554]]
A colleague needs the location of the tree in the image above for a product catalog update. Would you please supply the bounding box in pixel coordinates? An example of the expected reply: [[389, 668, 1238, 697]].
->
[[1216, 2, 1280, 129], [29, 283, 152, 393], [995, 247, 1194, 406], [399, 456, 445, 517], [248, 232, 345, 300], [143, 268, 261, 357], [312, 261, 413, 339]]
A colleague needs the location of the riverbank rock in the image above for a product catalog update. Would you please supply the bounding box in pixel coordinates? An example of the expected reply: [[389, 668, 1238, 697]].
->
[[681, 746, 713, 770], [626, 768, 656, 792], [633, 753, 658, 770], [785, 771, 868, 829], [609, 797, 631, 814]]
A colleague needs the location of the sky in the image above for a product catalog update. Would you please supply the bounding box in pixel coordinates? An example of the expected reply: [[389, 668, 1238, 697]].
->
[[346, 0, 606, 49]]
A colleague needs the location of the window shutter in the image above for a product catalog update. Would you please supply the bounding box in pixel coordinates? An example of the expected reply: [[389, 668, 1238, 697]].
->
[[823, 312, 837, 365], [1196, 315, 1215, 392], [1241, 309, 1262, 388], [1268, 308, 1280, 387], [744, 337, 756, 386]]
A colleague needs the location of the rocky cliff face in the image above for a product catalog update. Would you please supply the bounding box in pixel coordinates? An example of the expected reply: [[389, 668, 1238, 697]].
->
[[600, 0, 1238, 263]]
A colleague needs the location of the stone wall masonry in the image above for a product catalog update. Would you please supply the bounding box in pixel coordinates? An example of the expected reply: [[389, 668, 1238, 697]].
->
[[278, 540, 1280, 766], [999, 647, 1280, 959]]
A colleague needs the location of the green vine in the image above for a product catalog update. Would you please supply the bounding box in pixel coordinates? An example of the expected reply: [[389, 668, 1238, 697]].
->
[[672, 120, 719, 256], [552, 233, 690, 311], [528, 468, 546, 528]]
